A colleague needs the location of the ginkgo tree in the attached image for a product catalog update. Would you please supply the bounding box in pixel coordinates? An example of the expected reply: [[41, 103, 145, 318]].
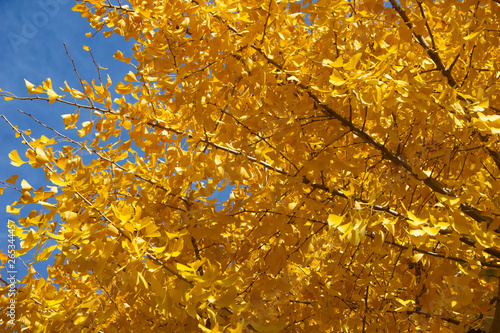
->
[[1, 0, 500, 332]]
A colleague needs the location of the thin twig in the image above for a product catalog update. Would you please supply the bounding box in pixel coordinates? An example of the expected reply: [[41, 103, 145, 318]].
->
[[260, 0, 273, 44], [63, 43, 96, 110]]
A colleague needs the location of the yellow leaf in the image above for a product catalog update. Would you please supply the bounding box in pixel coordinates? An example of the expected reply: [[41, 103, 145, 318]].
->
[[328, 214, 344, 227], [7, 205, 21, 215], [107, 224, 120, 236], [124, 71, 138, 82], [338, 222, 352, 234], [115, 82, 135, 94], [137, 8, 151, 18], [43, 78, 53, 91], [47, 231, 64, 240], [77, 121, 93, 137], [21, 179, 34, 191], [323, 57, 343, 68], [137, 271, 149, 289], [62, 80, 72, 93], [73, 315, 87, 326], [395, 298, 415, 311], [83, 45, 90, 51], [63, 211, 78, 222], [405, 209, 427, 227], [113, 50, 132, 63], [35, 147, 50, 164], [0, 251, 10, 264], [144, 223, 161, 238], [6, 174, 19, 184], [413, 253, 424, 262], [9, 150, 26, 166], [329, 69, 346, 86], [464, 28, 483, 41], [24, 79, 44, 94], [435, 192, 460, 207], [61, 113, 79, 129], [176, 262, 195, 272], [249, 321, 287, 333], [37, 201, 53, 208], [422, 225, 440, 236], [344, 52, 363, 70], [50, 173, 68, 186], [171, 237, 184, 257], [409, 229, 426, 236], [215, 274, 238, 287], [112, 205, 134, 222], [151, 245, 168, 253], [46, 88, 61, 104], [469, 98, 489, 111]]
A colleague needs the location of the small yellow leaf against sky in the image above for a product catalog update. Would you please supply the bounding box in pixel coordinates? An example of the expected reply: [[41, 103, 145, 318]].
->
[[38, 201, 55, 208], [6, 174, 19, 184], [21, 179, 34, 191], [115, 82, 135, 94], [6, 205, 21, 215], [9, 150, 26, 166], [24, 79, 44, 94], [113, 50, 132, 63], [46, 88, 61, 104], [35, 147, 50, 164], [43, 78, 53, 91], [0, 251, 9, 264], [47, 231, 64, 241]]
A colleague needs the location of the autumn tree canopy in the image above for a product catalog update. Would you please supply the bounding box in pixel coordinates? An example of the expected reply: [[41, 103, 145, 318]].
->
[[1, 0, 500, 331]]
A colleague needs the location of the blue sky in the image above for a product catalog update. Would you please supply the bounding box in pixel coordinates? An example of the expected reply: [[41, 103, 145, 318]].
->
[[0, 0, 135, 281]]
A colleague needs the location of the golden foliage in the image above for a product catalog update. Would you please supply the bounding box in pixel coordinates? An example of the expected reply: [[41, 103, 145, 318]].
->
[[1, 0, 500, 332]]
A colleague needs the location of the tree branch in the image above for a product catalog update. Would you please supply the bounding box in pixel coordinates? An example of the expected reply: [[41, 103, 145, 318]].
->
[[387, 0, 457, 87]]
